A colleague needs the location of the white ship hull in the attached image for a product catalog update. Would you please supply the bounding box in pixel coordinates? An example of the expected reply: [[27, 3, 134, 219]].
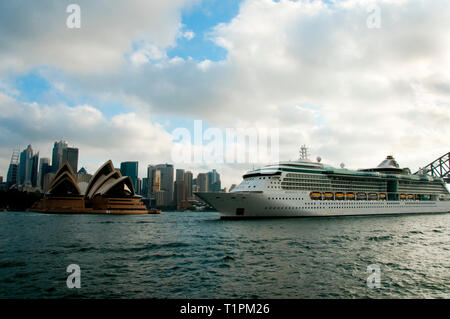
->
[[196, 191, 450, 219]]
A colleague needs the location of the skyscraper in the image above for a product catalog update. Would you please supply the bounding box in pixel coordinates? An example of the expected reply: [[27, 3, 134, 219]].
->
[[39, 158, 51, 190], [62, 147, 78, 173], [176, 169, 185, 181], [155, 164, 174, 206], [174, 180, 186, 210], [147, 165, 156, 199], [208, 169, 221, 192], [120, 161, 139, 192], [142, 177, 149, 197], [30, 152, 39, 187], [19, 144, 33, 185], [6, 149, 19, 187], [197, 173, 209, 192], [51, 140, 68, 173], [184, 171, 193, 200]]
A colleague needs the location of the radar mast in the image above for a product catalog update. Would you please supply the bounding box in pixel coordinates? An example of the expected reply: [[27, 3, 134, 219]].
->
[[299, 145, 309, 160]]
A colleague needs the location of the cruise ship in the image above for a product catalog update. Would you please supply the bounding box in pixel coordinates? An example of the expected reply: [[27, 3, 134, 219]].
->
[[195, 147, 450, 219]]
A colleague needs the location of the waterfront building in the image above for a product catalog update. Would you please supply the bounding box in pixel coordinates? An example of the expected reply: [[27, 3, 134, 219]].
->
[[6, 149, 20, 187], [197, 173, 209, 192], [142, 177, 149, 198], [51, 140, 68, 173], [147, 165, 156, 199], [62, 147, 78, 173], [176, 169, 185, 181], [174, 180, 186, 210], [43, 173, 55, 193], [29, 153, 39, 187], [30, 160, 151, 215], [19, 145, 33, 185], [155, 190, 167, 207], [184, 171, 193, 200], [155, 164, 174, 206], [136, 178, 142, 196], [120, 161, 139, 192], [39, 158, 51, 190], [0, 176, 3, 183], [208, 169, 221, 192]]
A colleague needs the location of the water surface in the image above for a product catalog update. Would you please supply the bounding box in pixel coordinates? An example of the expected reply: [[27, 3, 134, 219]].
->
[[0, 211, 449, 298]]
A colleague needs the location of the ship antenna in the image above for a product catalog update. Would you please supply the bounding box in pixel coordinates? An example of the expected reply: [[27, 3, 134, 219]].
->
[[299, 145, 309, 160]]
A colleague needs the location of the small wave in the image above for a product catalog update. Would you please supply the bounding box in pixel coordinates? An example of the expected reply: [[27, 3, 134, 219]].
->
[[366, 235, 393, 241], [222, 255, 235, 261], [77, 247, 97, 252], [0, 261, 26, 268]]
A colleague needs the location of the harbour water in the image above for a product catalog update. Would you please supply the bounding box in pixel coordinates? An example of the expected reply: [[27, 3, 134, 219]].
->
[[0, 211, 448, 298]]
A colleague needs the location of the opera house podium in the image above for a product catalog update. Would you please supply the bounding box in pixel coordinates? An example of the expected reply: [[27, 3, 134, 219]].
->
[[29, 160, 151, 215]]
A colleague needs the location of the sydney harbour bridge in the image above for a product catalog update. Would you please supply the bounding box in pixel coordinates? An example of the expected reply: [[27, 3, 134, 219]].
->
[[414, 152, 450, 184]]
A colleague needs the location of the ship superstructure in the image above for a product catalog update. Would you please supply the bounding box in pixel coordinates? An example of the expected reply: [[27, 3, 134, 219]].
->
[[196, 148, 450, 219]]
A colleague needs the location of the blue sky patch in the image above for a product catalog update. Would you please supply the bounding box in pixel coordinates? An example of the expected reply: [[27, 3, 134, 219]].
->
[[168, 0, 243, 61]]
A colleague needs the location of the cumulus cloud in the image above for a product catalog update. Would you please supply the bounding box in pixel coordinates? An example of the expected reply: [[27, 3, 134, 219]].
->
[[0, 92, 176, 177], [1, 0, 450, 185], [0, 0, 195, 73]]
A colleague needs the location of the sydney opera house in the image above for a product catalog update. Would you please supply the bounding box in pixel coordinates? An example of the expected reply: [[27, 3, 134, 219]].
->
[[29, 160, 153, 215]]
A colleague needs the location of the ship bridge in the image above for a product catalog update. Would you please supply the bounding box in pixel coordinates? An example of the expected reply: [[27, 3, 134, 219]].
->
[[414, 152, 450, 183]]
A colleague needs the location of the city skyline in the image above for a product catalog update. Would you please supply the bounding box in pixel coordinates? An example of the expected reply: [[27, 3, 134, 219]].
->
[[2, 139, 226, 198]]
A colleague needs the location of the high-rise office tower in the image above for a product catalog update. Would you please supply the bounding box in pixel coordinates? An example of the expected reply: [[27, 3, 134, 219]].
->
[[208, 169, 221, 192], [153, 170, 161, 192], [6, 149, 19, 187], [184, 171, 193, 200], [39, 158, 51, 189], [174, 180, 186, 210], [176, 169, 185, 181], [197, 173, 209, 192], [62, 147, 78, 173], [147, 165, 156, 199], [142, 177, 149, 198], [30, 152, 39, 187], [155, 164, 174, 206], [120, 161, 139, 192], [19, 145, 34, 185], [51, 140, 68, 173]]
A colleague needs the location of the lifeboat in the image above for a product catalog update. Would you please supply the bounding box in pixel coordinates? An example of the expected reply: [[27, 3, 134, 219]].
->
[[323, 192, 334, 200], [346, 192, 355, 200], [356, 192, 367, 200], [335, 192, 345, 200], [400, 194, 406, 200], [379, 193, 386, 200], [310, 192, 322, 200], [407, 194, 414, 200], [415, 194, 420, 200], [368, 193, 378, 200]]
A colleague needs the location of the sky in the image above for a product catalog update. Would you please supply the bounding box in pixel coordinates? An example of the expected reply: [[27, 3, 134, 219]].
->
[[0, 0, 449, 188]]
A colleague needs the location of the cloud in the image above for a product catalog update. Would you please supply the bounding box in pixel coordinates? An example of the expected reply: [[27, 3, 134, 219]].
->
[[0, 92, 177, 177], [1, 0, 450, 185], [183, 30, 195, 40], [0, 0, 195, 73]]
